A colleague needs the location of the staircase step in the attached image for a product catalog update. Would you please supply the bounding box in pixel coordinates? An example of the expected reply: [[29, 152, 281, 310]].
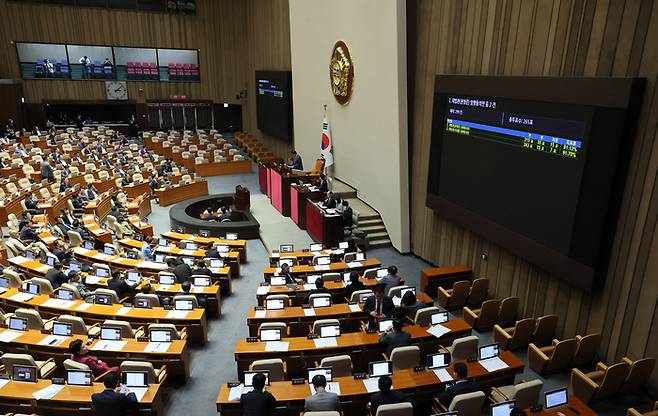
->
[[369, 238, 392, 248], [366, 231, 389, 239], [360, 225, 387, 233], [358, 214, 381, 221]]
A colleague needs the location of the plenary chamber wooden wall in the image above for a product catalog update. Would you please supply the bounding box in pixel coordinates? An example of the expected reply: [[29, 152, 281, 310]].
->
[[409, 0, 658, 394]]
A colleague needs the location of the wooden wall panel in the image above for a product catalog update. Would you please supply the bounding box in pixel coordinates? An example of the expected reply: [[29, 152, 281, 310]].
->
[[410, 0, 658, 393]]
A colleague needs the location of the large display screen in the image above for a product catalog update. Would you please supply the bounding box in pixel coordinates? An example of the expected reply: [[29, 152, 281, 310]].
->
[[426, 76, 643, 290], [255, 70, 293, 141]]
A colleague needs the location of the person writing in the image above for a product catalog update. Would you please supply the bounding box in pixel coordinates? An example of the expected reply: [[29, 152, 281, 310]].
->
[[322, 191, 337, 209], [240, 372, 276, 416], [91, 372, 138, 416], [364, 284, 394, 330]]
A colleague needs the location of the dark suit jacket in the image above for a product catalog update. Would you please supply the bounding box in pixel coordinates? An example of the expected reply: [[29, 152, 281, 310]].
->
[[193, 267, 212, 276], [291, 154, 303, 170], [342, 206, 353, 227], [205, 249, 220, 259], [20, 227, 38, 241], [323, 197, 337, 209], [173, 263, 192, 283], [108, 278, 131, 300], [344, 281, 366, 301], [44, 269, 68, 289], [363, 295, 395, 328], [379, 330, 412, 356], [370, 390, 408, 414], [302, 287, 331, 304], [439, 379, 481, 406], [91, 388, 138, 416], [240, 389, 276, 416]]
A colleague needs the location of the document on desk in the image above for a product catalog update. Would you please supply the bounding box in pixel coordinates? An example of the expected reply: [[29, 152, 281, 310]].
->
[[91, 340, 127, 351], [311, 251, 323, 256], [362, 377, 381, 393], [137, 261, 163, 269], [479, 357, 509, 372], [275, 268, 282, 274], [9, 292, 33, 302], [38, 335, 69, 347], [76, 302, 93, 311], [314, 265, 331, 271], [303, 308, 316, 316], [144, 342, 171, 353], [116, 307, 132, 316], [32, 384, 65, 400], [426, 324, 451, 338], [84, 275, 103, 284], [36, 265, 51, 273], [159, 284, 172, 291], [0, 330, 23, 343], [331, 249, 345, 255], [348, 304, 362, 312], [254, 310, 267, 318], [76, 248, 91, 255], [433, 368, 454, 382], [256, 286, 270, 295], [228, 385, 245, 401], [303, 284, 316, 291], [130, 387, 149, 402], [310, 382, 340, 395], [11, 256, 28, 264], [166, 310, 189, 319], [347, 261, 363, 268], [0, 378, 9, 390], [192, 286, 205, 293], [392, 296, 402, 307], [264, 341, 289, 352], [43, 298, 67, 308], [0, 287, 6, 295], [313, 337, 338, 348], [271, 252, 280, 258], [94, 253, 112, 260]]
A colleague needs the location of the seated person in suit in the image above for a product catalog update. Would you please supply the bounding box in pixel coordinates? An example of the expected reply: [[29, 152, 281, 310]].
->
[[369, 375, 409, 414], [322, 191, 337, 209], [218, 208, 232, 222], [52, 240, 73, 264], [172, 257, 192, 283], [193, 259, 212, 276], [318, 174, 329, 193], [287, 150, 303, 170], [108, 270, 132, 300], [181, 281, 205, 308], [91, 371, 138, 416], [24, 196, 41, 213], [59, 177, 72, 193], [141, 236, 155, 260], [379, 319, 412, 356], [343, 271, 366, 301], [437, 362, 481, 406], [44, 262, 68, 289], [302, 277, 330, 304], [364, 284, 395, 330], [68, 271, 93, 302], [19, 220, 39, 241], [69, 339, 120, 377], [240, 372, 276, 416], [341, 200, 353, 228], [304, 374, 341, 412], [379, 266, 401, 296], [205, 242, 221, 259], [400, 290, 424, 319]]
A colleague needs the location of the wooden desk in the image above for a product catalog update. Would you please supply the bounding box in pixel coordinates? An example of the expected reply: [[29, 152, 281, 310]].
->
[[263, 259, 381, 278], [0, 288, 208, 344], [81, 215, 113, 244], [162, 231, 247, 262], [233, 320, 471, 377], [0, 378, 163, 416], [306, 199, 344, 247], [0, 328, 190, 381], [123, 180, 151, 199], [0, 187, 43, 223], [155, 180, 209, 207], [127, 193, 152, 217], [84, 191, 114, 220], [8, 256, 222, 319], [269, 248, 362, 265], [195, 159, 252, 176], [290, 183, 323, 229], [217, 351, 523, 416], [128, 215, 154, 237], [527, 397, 597, 415], [420, 264, 472, 295], [37, 188, 78, 219]]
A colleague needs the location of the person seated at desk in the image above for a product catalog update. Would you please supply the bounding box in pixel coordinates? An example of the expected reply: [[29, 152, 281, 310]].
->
[[341, 200, 353, 228], [71, 220, 90, 240], [322, 191, 337, 209], [193, 259, 212, 276], [71, 154, 83, 164], [68, 271, 93, 302], [70, 339, 120, 377], [148, 174, 162, 191], [83, 183, 98, 200], [72, 194, 85, 209], [13, 143, 28, 157], [437, 362, 481, 407], [61, 209, 76, 226], [108, 270, 132, 300], [369, 375, 409, 415], [52, 239, 73, 264], [24, 196, 41, 213], [141, 236, 155, 260], [240, 372, 276, 416], [305, 374, 341, 412], [117, 216, 134, 237], [344, 271, 365, 300], [167, 257, 192, 283], [218, 207, 232, 222], [400, 290, 424, 319], [59, 177, 72, 193], [278, 263, 299, 285], [48, 133, 57, 146], [318, 173, 329, 193], [44, 262, 68, 289], [379, 319, 412, 356], [50, 148, 61, 162], [19, 220, 39, 242], [181, 281, 205, 307], [287, 150, 303, 170], [364, 284, 394, 330], [205, 242, 220, 259], [18, 212, 32, 231], [141, 283, 169, 306], [302, 278, 330, 304], [55, 216, 72, 236], [379, 266, 401, 295], [91, 372, 138, 416]]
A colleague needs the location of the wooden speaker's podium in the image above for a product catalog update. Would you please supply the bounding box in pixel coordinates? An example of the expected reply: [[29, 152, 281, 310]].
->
[[261, 159, 324, 217]]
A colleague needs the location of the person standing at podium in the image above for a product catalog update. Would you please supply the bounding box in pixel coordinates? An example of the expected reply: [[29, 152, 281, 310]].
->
[[287, 150, 303, 170]]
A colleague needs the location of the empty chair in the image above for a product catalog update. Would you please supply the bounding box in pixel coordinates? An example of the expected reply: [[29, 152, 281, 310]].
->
[[438, 280, 470, 310], [98, 170, 110, 180], [496, 296, 520, 327], [343, 252, 357, 263], [147, 323, 187, 340], [312, 319, 340, 336], [490, 379, 543, 409], [350, 289, 373, 302], [3, 268, 25, 288], [84, 173, 95, 184], [6, 182, 18, 194], [309, 293, 332, 306], [18, 177, 31, 190], [120, 361, 167, 384], [319, 355, 353, 377], [463, 299, 500, 331], [321, 272, 341, 282], [181, 174, 192, 184], [375, 402, 413, 416], [571, 333, 601, 368], [93, 288, 122, 304], [258, 322, 288, 338], [388, 285, 412, 299], [14, 308, 53, 331], [57, 314, 99, 336], [24, 277, 54, 295], [39, 187, 51, 199], [103, 320, 144, 338], [363, 268, 378, 279], [1, 353, 57, 379], [442, 391, 486, 416], [265, 294, 290, 307], [172, 294, 198, 308], [532, 315, 559, 346], [414, 306, 442, 326], [132, 173, 144, 182], [67, 231, 83, 247], [22, 164, 35, 178], [442, 335, 478, 361], [389, 346, 420, 371], [528, 338, 578, 375], [466, 278, 489, 306], [571, 361, 630, 403], [134, 293, 161, 307], [620, 357, 656, 393], [494, 317, 536, 350], [249, 358, 286, 381]]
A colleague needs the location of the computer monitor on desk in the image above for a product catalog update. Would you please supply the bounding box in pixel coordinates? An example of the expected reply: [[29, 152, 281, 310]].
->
[[491, 401, 516, 416], [544, 388, 568, 409]]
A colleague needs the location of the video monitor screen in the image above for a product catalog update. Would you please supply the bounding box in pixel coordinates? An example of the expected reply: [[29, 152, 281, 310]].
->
[[426, 75, 644, 290], [255, 70, 293, 141], [16, 42, 68, 80]]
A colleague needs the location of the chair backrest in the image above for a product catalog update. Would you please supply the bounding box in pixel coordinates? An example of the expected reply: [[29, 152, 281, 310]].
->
[[148, 323, 181, 340], [449, 391, 486, 413], [343, 252, 356, 263], [546, 339, 578, 372], [312, 319, 340, 336], [321, 272, 341, 282], [390, 346, 420, 370], [94, 288, 120, 304], [120, 361, 158, 384], [172, 294, 199, 308], [319, 355, 353, 377], [375, 402, 413, 416], [572, 333, 600, 368], [623, 357, 656, 393], [1, 353, 38, 375], [57, 315, 88, 335], [265, 294, 289, 305], [596, 362, 631, 399], [135, 293, 161, 307], [508, 318, 537, 350], [448, 335, 479, 360], [363, 268, 378, 279], [350, 289, 373, 302], [474, 299, 501, 329], [15, 308, 45, 330], [467, 277, 489, 305], [103, 319, 134, 338], [67, 231, 83, 247], [249, 358, 285, 381], [414, 306, 441, 326], [533, 315, 559, 346], [497, 296, 520, 327], [448, 280, 471, 307], [84, 173, 95, 184], [511, 379, 543, 408], [303, 412, 340, 416], [258, 322, 287, 337], [308, 293, 332, 306], [388, 285, 411, 299], [3, 268, 24, 288], [27, 277, 54, 295], [64, 358, 90, 371]]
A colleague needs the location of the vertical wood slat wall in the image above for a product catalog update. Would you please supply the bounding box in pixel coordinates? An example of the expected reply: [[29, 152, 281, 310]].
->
[[410, 0, 658, 393]]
